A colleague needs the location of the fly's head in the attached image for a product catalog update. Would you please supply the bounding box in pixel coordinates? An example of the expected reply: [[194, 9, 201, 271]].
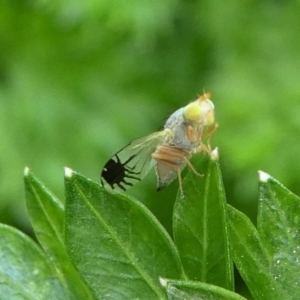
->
[[183, 92, 215, 126]]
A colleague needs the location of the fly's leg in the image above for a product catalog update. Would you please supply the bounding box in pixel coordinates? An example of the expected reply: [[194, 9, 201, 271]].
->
[[186, 125, 199, 143], [194, 122, 218, 154], [201, 122, 218, 152], [186, 122, 217, 154], [183, 157, 203, 177], [186, 124, 209, 155], [195, 142, 210, 154], [177, 168, 184, 198]]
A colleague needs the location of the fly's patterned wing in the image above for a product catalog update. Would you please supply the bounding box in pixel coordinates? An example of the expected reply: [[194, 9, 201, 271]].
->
[[101, 130, 169, 191]]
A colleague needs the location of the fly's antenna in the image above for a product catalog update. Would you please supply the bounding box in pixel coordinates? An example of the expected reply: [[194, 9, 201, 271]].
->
[[199, 92, 211, 102]]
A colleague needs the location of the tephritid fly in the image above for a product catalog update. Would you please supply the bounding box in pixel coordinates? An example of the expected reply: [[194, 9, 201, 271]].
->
[[101, 93, 217, 197]]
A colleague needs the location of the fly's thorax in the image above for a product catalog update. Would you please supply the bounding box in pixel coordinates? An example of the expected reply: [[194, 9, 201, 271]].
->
[[164, 108, 191, 150], [165, 121, 200, 151], [164, 107, 185, 129]]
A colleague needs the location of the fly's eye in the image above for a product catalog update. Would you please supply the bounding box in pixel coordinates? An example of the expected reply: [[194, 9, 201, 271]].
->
[[199, 93, 214, 109], [204, 110, 215, 125], [183, 102, 202, 122], [199, 97, 215, 125], [206, 99, 214, 109]]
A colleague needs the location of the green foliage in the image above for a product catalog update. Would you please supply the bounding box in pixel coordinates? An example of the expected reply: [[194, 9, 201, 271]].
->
[[1, 1, 299, 298], [160, 278, 247, 300], [0, 224, 71, 300], [1, 152, 299, 299], [173, 151, 233, 289], [64, 168, 183, 299], [1, 0, 300, 235], [24, 170, 94, 300], [228, 172, 300, 300]]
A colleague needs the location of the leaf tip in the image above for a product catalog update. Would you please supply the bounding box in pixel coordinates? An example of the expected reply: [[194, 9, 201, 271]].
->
[[64, 167, 74, 178], [258, 170, 271, 182], [24, 166, 30, 176], [159, 277, 168, 288], [210, 147, 219, 160]]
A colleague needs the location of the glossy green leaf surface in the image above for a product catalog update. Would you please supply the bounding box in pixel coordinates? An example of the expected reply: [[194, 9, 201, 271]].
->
[[257, 172, 300, 296], [161, 278, 246, 300], [228, 172, 300, 299], [173, 149, 234, 290], [227, 205, 282, 299], [0, 224, 70, 300], [24, 168, 64, 247], [24, 169, 94, 300], [64, 169, 184, 300]]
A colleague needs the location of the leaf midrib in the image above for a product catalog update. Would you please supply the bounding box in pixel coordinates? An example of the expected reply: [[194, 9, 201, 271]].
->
[[201, 170, 210, 281], [229, 218, 287, 298], [74, 184, 166, 300], [29, 182, 64, 247], [267, 182, 296, 247]]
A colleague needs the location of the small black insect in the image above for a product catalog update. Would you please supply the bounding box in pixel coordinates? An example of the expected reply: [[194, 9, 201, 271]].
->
[[101, 154, 141, 190]]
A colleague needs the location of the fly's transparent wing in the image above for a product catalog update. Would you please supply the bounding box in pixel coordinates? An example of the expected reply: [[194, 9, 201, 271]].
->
[[101, 129, 170, 191]]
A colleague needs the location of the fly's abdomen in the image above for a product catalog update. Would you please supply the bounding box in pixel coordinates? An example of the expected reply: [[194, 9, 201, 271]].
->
[[151, 145, 191, 191]]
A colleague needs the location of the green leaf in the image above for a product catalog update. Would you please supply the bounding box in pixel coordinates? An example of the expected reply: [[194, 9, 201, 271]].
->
[[173, 149, 234, 290], [64, 168, 184, 300], [160, 278, 247, 300], [227, 205, 286, 300], [0, 224, 70, 300], [228, 172, 300, 299], [257, 171, 300, 296], [24, 168, 94, 300]]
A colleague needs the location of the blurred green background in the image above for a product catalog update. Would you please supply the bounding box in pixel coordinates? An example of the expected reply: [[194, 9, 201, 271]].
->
[[1, 0, 300, 253]]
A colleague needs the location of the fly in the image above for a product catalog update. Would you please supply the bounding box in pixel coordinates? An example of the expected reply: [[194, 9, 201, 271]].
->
[[101, 93, 217, 197]]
